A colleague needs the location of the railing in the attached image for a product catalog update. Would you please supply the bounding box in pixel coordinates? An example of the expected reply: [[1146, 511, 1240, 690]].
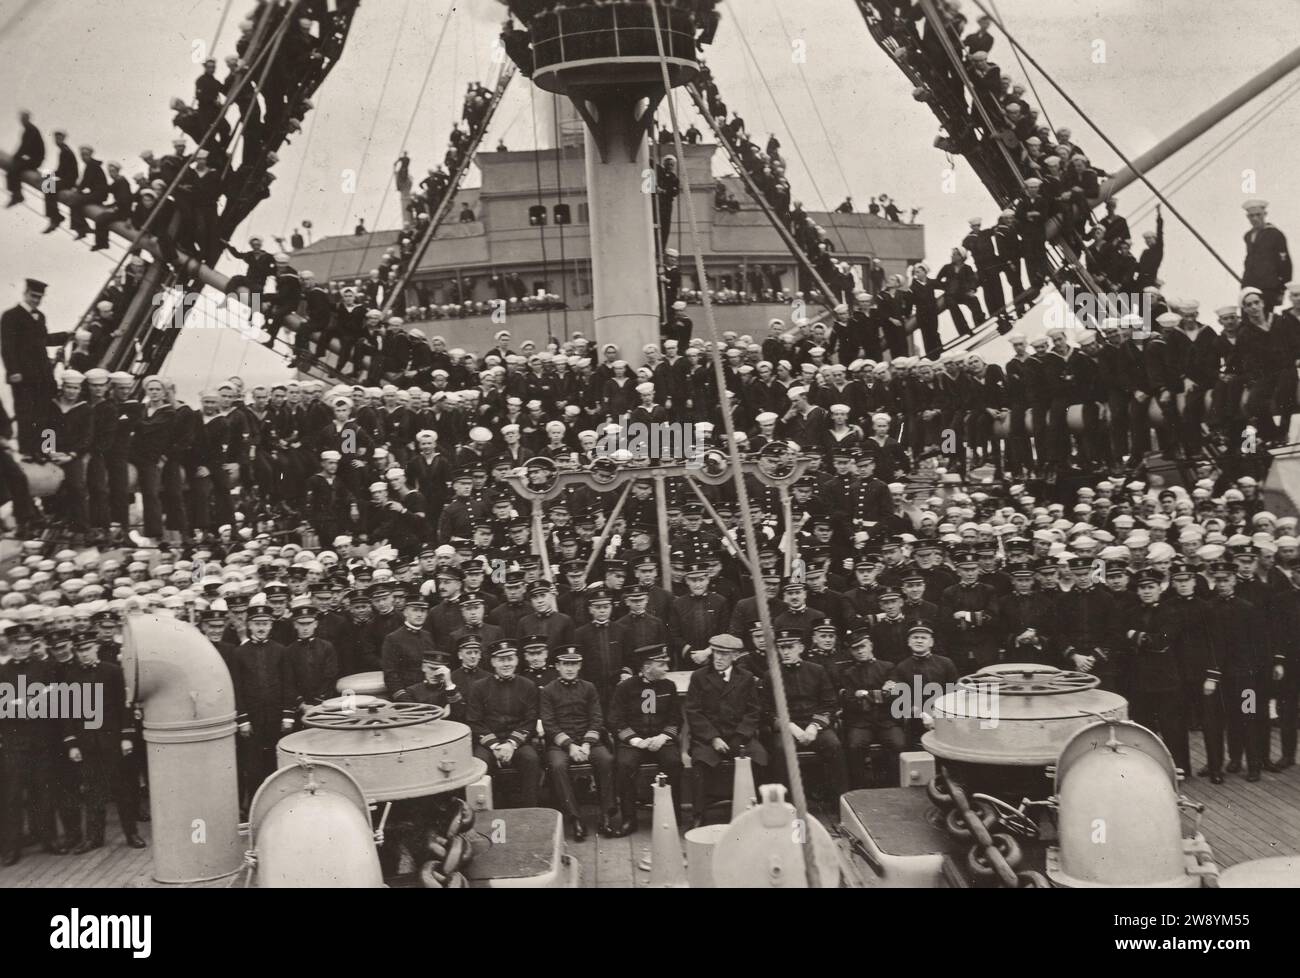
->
[[531, 3, 698, 71]]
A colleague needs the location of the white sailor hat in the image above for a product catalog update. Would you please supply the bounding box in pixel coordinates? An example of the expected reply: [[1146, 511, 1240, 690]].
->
[[1242, 199, 1268, 212], [320, 450, 341, 461]]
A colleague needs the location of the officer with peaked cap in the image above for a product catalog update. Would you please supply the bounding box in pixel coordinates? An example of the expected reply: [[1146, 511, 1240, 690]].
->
[[231, 604, 296, 805], [607, 644, 683, 835], [1121, 568, 1190, 774], [763, 628, 848, 804], [64, 630, 144, 851], [539, 646, 619, 840], [467, 640, 542, 807], [836, 626, 905, 788], [285, 598, 339, 710], [0, 620, 65, 864]]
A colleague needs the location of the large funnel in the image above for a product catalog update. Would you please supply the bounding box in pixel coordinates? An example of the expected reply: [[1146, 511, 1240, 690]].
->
[[122, 614, 242, 883]]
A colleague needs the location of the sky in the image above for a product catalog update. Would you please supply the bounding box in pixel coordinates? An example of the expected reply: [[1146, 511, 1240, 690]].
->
[[0, 0, 1297, 380]]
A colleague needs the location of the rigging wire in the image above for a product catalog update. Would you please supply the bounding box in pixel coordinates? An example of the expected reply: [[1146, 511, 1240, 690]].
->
[[0, 0, 40, 42], [1126, 75, 1300, 228], [986, 0, 1054, 137], [209, 0, 235, 54], [766, 0, 879, 260], [280, 95, 322, 238], [550, 91, 570, 339], [648, 1, 822, 890], [723, 0, 849, 255], [527, 90, 554, 342], [349, 3, 456, 279], [323, 0, 415, 281], [965, 0, 1241, 284]]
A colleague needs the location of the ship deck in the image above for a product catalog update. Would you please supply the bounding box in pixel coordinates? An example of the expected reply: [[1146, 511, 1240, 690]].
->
[[1, 731, 1295, 888]]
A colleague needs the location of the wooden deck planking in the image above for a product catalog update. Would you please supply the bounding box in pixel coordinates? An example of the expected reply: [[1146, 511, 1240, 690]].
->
[[4, 732, 1296, 887]]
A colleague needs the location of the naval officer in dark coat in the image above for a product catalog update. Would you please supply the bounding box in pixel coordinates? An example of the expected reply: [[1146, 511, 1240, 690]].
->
[[684, 634, 767, 826], [1, 278, 68, 453]]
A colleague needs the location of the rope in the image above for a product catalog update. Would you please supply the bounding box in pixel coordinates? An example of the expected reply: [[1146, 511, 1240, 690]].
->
[[381, 61, 516, 314], [0, 0, 40, 42], [280, 97, 321, 238], [350, 5, 455, 276], [550, 92, 570, 339], [986, 0, 1054, 136], [208, 0, 235, 58], [648, 1, 822, 890], [323, 0, 415, 281], [1126, 75, 1300, 228], [965, 0, 1241, 284], [685, 83, 839, 311], [722, 0, 849, 255], [766, 0, 880, 259], [527, 90, 554, 342]]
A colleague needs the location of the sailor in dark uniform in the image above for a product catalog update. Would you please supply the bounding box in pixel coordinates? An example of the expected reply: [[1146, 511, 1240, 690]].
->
[[837, 627, 905, 788], [468, 640, 541, 808], [380, 591, 435, 696], [61, 631, 144, 852], [232, 606, 296, 803], [763, 628, 848, 806], [539, 647, 618, 841], [888, 624, 959, 749], [1241, 199, 1292, 311], [1121, 569, 1190, 775], [608, 644, 683, 834], [0, 623, 64, 865], [285, 599, 340, 713], [519, 633, 558, 688]]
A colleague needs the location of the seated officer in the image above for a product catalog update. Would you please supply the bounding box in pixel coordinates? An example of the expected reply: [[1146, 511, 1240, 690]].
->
[[467, 640, 541, 807], [887, 623, 959, 749], [520, 633, 558, 687], [837, 627, 905, 788], [393, 649, 463, 713], [380, 591, 434, 696], [764, 628, 848, 805], [539, 647, 618, 841], [684, 634, 768, 827], [608, 644, 683, 835]]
